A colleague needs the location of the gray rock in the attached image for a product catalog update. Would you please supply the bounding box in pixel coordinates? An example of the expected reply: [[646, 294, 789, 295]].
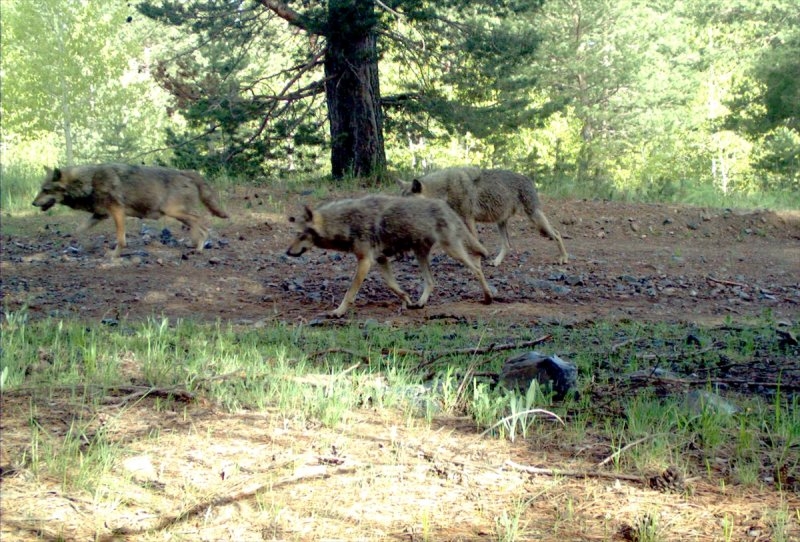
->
[[501, 352, 578, 400], [685, 389, 739, 416]]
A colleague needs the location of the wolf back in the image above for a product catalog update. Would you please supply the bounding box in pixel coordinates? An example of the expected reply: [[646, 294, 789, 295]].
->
[[398, 166, 569, 266], [32, 163, 229, 257]]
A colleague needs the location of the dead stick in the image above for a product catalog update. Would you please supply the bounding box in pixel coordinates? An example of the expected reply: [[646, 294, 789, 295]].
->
[[108, 465, 356, 537], [505, 460, 645, 483], [706, 275, 748, 289], [419, 335, 552, 370], [389, 335, 552, 363], [631, 375, 793, 389], [307, 347, 371, 364], [597, 434, 669, 467]]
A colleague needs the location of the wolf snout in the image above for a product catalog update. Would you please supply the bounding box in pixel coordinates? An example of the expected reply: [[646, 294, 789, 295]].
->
[[32, 196, 56, 211], [286, 246, 306, 257]]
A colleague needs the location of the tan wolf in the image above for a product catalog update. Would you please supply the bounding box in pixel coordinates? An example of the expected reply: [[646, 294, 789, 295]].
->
[[32, 164, 229, 257], [286, 195, 494, 317], [397, 166, 569, 266]]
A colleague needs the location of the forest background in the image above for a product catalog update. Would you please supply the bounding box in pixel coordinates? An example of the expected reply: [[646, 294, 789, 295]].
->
[[1, 0, 799, 209]]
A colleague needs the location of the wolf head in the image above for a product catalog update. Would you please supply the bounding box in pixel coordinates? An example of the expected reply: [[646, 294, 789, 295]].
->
[[31, 167, 66, 211], [397, 167, 481, 198], [32, 167, 93, 211], [286, 206, 318, 257], [395, 178, 425, 197]]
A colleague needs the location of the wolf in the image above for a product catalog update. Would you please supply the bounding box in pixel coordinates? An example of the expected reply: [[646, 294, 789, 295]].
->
[[32, 164, 229, 257], [397, 166, 569, 266], [286, 195, 494, 317]]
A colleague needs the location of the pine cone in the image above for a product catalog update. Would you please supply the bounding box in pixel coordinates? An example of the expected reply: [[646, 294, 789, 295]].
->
[[649, 465, 684, 492]]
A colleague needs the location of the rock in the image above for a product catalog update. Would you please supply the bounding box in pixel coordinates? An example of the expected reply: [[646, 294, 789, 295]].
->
[[500, 352, 578, 400], [685, 389, 739, 416]]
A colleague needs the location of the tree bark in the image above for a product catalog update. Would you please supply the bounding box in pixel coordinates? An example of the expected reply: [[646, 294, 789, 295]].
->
[[258, 0, 387, 180], [324, 0, 386, 179]]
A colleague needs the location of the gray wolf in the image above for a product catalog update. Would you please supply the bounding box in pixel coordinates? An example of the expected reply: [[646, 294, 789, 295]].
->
[[397, 166, 569, 266], [286, 195, 493, 317], [32, 164, 229, 257]]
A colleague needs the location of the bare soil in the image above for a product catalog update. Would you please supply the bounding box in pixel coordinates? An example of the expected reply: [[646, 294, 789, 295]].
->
[[1, 188, 799, 541], [2, 188, 799, 325]]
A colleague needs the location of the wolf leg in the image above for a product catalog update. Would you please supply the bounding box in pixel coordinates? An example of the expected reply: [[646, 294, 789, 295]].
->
[[108, 204, 127, 257], [411, 252, 436, 309], [76, 214, 105, 233], [444, 243, 493, 305], [375, 257, 414, 308], [492, 221, 511, 266], [531, 208, 568, 264], [169, 211, 208, 250], [331, 256, 372, 317]]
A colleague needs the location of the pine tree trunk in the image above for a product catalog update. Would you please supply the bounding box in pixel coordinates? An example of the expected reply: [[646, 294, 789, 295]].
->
[[324, 0, 386, 180]]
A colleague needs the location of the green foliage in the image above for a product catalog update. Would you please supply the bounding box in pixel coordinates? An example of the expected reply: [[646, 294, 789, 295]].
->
[[138, 1, 330, 177], [0, 158, 48, 214], [2, 0, 800, 203], [725, 20, 800, 190], [0, 0, 172, 166]]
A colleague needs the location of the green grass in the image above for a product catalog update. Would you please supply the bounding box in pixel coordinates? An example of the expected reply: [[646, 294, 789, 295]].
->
[[4, 151, 799, 215], [2, 310, 797, 496], [1, 160, 48, 214]]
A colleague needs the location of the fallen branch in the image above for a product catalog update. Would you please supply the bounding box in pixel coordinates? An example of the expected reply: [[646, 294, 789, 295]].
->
[[630, 374, 795, 390], [597, 434, 669, 467], [307, 347, 371, 364], [505, 459, 645, 483], [480, 409, 565, 439], [706, 275, 748, 289], [101, 386, 195, 406], [388, 335, 552, 366], [419, 335, 553, 371], [104, 461, 356, 539]]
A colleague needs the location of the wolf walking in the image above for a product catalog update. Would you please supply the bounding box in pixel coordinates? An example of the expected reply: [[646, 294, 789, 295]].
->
[[286, 195, 493, 317], [32, 164, 229, 257], [398, 166, 568, 266]]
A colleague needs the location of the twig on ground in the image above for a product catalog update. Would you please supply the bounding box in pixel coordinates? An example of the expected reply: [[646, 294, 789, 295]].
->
[[101, 386, 195, 406], [706, 275, 748, 289], [597, 434, 668, 467], [416, 335, 552, 371], [630, 374, 796, 390], [307, 347, 371, 364], [505, 460, 646, 483], [103, 460, 356, 538], [479, 408, 565, 438]]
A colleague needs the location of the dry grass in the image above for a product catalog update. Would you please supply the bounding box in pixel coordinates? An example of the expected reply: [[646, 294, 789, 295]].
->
[[2, 390, 797, 542]]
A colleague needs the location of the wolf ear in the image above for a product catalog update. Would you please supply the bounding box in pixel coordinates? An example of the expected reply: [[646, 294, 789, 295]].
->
[[43, 167, 61, 182], [411, 179, 423, 194], [303, 206, 314, 222]]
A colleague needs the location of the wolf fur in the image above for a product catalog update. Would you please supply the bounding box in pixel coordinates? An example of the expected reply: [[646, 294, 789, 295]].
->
[[286, 195, 493, 317], [32, 164, 229, 257], [398, 166, 569, 265]]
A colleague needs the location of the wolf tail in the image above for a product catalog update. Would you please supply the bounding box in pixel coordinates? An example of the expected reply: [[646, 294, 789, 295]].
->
[[186, 171, 229, 218]]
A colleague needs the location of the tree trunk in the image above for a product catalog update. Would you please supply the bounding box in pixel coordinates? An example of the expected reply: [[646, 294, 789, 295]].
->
[[324, 0, 386, 180], [53, 12, 74, 165]]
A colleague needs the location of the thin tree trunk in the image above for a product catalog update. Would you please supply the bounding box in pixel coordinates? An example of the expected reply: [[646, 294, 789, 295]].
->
[[53, 12, 74, 165]]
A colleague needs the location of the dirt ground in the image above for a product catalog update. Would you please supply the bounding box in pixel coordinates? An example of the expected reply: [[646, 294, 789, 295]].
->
[[2, 188, 799, 326], [1, 188, 799, 541]]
